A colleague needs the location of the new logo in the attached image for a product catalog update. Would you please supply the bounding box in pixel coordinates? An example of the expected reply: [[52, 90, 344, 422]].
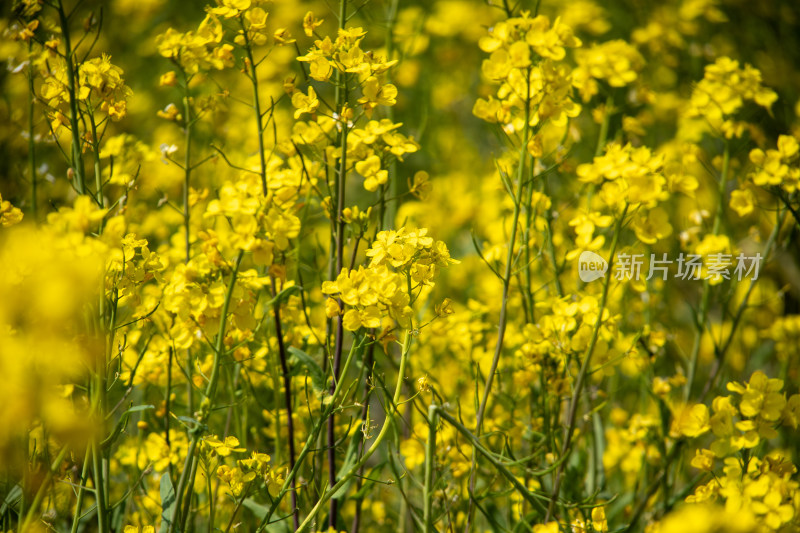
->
[[578, 251, 607, 282]]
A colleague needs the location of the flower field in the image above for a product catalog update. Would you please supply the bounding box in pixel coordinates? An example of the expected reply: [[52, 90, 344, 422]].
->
[[2, 0, 800, 531]]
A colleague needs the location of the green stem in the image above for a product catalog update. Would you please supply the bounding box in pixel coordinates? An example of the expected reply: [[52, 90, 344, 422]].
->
[[684, 140, 729, 402], [207, 466, 215, 533], [595, 96, 613, 158], [180, 456, 198, 533], [55, 0, 86, 195], [168, 438, 197, 533], [296, 330, 412, 533], [384, 0, 400, 227], [256, 335, 366, 531], [585, 95, 614, 211], [181, 69, 193, 263], [545, 203, 629, 522], [69, 447, 92, 533], [224, 485, 251, 533], [272, 278, 299, 530], [205, 252, 244, 401], [464, 65, 532, 531], [698, 207, 787, 403], [91, 440, 109, 533], [241, 17, 268, 196], [542, 176, 564, 297], [423, 404, 438, 533], [522, 159, 536, 322], [27, 41, 37, 217], [90, 112, 104, 209], [168, 251, 243, 533], [328, 0, 349, 524], [435, 408, 548, 513], [21, 445, 70, 531]]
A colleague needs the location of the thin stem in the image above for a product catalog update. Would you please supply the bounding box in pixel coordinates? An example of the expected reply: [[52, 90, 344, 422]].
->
[[350, 340, 376, 533], [180, 457, 199, 533], [255, 336, 367, 532], [224, 485, 251, 533], [435, 408, 548, 513], [241, 17, 268, 196], [69, 447, 92, 533], [698, 207, 787, 403], [544, 177, 564, 297], [684, 140, 729, 402], [296, 330, 412, 533], [522, 158, 536, 322], [423, 404, 438, 533], [90, 112, 104, 209], [544, 203, 629, 522], [27, 41, 37, 217], [206, 251, 244, 401], [167, 438, 197, 533], [384, 0, 400, 227], [168, 251, 243, 533], [21, 445, 70, 531], [55, 0, 86, 195], [91, 440, 109, 533], [181, 69, 193, 263], [328, 0, 349, 524], [272, 277, 299, 530], [207, 463, 215, 533], [464, 65, 532, 532]]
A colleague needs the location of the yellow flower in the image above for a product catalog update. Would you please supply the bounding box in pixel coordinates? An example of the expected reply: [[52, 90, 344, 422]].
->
[[309, 56, 333, 81], [208, 0, 250, 18], [303, 11, 324, 37], [688, 58, 777, 137], [0, 194, 23, 227], [675, 403, 710, 438], [358, 76, 398, 117], [573, 39, 643, 99], [408, 171, 432, 200], [690, 449, 715, 471], [217, 465, 255, 496], [728, 371, 786, 421], [292, 86, 319, 119], [355, 154, 388, 192], [532, 523, 559, 533], [748, 135, 800, 193], [204, 435, 246, 456], [729, 188, 755, 217], [591, 506, 608, 532]]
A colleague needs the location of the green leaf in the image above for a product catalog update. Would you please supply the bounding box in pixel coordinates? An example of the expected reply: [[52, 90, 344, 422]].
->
[[242, 500, 289, 532], [331, 426, 364, 499], [0, 484, 22, 515], [288, 346, 325, 391], [159, 473, 176, 533], [242, 498, 267, 520], [122, 404, 156, 414], [266, 285, 301, 308]]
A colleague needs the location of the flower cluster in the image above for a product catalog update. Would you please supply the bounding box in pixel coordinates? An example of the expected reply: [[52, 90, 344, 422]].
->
[[474, 12, 582, 128], [3, 1, 800, 532], [688, 57, 778, 138], [156, 15, 234, 73], [572, 39, 644, 101], [41, 54, 133, 125], [748, 135, 800, 193]]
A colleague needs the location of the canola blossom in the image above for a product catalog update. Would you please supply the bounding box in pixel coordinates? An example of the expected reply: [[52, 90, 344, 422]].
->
[[1, 0, 800, 532]]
